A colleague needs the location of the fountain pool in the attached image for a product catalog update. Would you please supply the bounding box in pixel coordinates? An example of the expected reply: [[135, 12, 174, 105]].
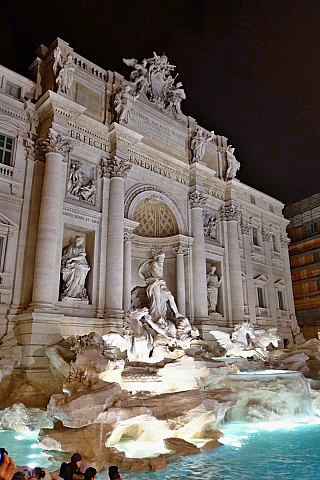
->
[[2, 416, 320, 480]]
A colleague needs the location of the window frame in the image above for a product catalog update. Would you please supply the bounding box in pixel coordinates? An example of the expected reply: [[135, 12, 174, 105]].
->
[[0, 133, 15, 167]]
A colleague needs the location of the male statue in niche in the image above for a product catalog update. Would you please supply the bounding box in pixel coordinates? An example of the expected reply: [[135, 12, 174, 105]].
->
[[138, 252, 182, 320]]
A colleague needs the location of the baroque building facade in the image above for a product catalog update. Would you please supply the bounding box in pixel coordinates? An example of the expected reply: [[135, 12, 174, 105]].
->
[[0, 38, 299, 377], [284, 193, 320, 339]]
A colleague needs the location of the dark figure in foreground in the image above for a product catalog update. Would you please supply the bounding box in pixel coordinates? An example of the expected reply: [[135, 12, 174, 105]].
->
[[108, 466, 122, 480], [60, 454, 84, 480]]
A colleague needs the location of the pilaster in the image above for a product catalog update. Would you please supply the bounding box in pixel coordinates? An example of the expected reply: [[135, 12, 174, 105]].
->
[[219, 202, 244, 325], [104, 156, 132, 328], [189, 190, 208, 322]]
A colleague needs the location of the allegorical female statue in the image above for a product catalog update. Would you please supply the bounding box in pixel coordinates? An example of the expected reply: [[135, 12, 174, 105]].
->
[[60, 236, 90, 301], [206, 266, 222, 313]]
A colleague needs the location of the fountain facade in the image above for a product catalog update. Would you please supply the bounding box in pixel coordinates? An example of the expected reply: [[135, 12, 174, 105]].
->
[[0, 38, 317, 475]]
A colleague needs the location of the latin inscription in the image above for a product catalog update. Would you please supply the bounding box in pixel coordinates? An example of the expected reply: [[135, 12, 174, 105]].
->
[[128, 109, 186, 156], [129, 155, 189, 185], [70, 130, 109, 152]]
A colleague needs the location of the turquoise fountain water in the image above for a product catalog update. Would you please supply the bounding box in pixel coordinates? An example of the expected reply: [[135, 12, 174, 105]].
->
[[1, 369, 318, 479], [2, 417, 320, 480]]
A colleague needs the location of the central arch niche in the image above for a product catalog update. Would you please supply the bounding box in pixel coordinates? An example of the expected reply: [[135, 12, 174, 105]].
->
[[133, 196, 179, 238]]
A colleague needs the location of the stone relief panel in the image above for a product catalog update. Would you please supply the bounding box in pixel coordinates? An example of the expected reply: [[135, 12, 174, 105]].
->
[[66, 159, 97, 205], [133, 196, 179, 238], [203, 211, 217, 241]]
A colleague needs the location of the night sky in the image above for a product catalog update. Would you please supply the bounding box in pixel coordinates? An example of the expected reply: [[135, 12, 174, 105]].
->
[[1, 0, 319, 206]]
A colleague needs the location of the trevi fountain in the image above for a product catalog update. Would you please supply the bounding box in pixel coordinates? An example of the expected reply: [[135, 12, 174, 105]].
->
[[0, 39, 320, 479]]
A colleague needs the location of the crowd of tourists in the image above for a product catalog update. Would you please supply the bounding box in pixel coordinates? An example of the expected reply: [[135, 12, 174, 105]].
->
[[0, 450, 122, 480]]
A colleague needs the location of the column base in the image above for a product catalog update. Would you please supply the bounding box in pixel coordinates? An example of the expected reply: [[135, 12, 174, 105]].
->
[[103, 310, 124, 333], [10, 312, 63, 368]]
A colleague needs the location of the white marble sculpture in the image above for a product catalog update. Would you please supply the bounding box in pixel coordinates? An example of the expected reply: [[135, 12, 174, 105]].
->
[[120, 52, 186, 119], [104, 252, 200, 362], [138, 252, 182, 320], [190, 128, 215, 163], [114, 84, 139, 124], [210, 322, 282, 360], [225, 145, 240, 180], [53, 48, 74, 94], [206, 266, 222, 313], [210, 322, 258, 358], [60, 236, 90, 302]]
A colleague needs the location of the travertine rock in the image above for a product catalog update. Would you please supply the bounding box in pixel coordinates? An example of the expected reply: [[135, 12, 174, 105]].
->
[[0, 403, 53, 431]]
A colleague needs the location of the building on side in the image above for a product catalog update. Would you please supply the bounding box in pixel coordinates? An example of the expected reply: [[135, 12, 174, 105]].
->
[[0, 38, 300, 383], [284, 193, 320, 339]]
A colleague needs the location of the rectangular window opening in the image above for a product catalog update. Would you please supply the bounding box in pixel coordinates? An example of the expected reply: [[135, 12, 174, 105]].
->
[[252, 226, 259, 246], [6, 82, 21, 99], [0, 133, 14, 166], [277, 290, 284, 310], [257, 286, 265, 308]]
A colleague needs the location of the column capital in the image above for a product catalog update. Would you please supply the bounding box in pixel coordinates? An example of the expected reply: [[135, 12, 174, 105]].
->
[[280, 233, 291, 247], [189, 190, 207, 208], [240, 220, 250, 235], [261, 228, 271, 242], [219, 203, 241, 222], [42, 128, 72, 159], [124, 232, 136, 242], [101, 156, 131, 179], [172, 246, 189, 256]]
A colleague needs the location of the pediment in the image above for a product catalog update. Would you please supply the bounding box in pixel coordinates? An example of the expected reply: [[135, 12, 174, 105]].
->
[[275, 278, 287, 287], [0, 211, 18, 228], [0, 114, 28, 132], [254, 274, 268, 284]]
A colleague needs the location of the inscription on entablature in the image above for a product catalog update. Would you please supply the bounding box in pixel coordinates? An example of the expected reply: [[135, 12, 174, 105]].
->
[[128, 155, 189, 185], [70, 130, 109, 152], [204, 185, 225, 200], [63, 205, 100, 224], [127, 109, 187, 156]]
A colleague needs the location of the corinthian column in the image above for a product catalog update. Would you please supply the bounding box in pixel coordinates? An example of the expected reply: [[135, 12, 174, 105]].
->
[[219, 203, 244, 325], [31, 129, 71, 309], [189, 191, 208, 320], [104, 157, 131, 324], [172, 246, 189, 316]]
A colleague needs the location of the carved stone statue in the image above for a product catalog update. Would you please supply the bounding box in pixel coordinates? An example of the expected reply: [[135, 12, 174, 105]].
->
[[138, 252, 182, 321], [60, 236, 90, 301], [114, 85, 138, 124], [206, 266, 222, 313], [120, 52, 187, 120], [53, 48, 74, 94], [190, 128, 215, 163], [210, 322, 282, 360], [225, 145, 240, 181]]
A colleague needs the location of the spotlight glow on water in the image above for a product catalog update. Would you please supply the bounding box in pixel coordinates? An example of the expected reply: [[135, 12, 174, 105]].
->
[[3, 417, 320, 479]]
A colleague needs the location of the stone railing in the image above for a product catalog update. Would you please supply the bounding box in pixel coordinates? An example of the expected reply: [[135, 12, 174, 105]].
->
[[276, 309, 289, 319], [255, 307, 271, 317], [0, 163, 14, 178], [73, 54, 108, 81]]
